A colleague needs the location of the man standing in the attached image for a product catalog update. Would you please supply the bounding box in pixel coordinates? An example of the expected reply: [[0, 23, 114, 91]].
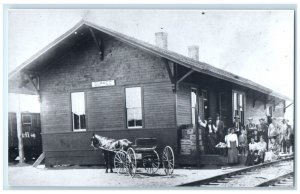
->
[[268, 117, 279, 145], [200, 117, 217, 154], [257, 118, 269, 148], [246, 118, 257, 142], [215, 114, 225, 143], [232, 115, 244, 136], [281, 119, 291, 154]]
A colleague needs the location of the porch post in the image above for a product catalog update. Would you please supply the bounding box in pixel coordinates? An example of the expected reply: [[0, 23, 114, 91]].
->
[[195, 89, 201, 167]]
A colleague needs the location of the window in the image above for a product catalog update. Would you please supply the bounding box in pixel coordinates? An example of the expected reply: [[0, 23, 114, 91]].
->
[[22, 115, 32, 126], [191, 88, 197, 126], [71, 92, 86, 131], [232, 91, 245, 124], [126, 87, 143, 128]]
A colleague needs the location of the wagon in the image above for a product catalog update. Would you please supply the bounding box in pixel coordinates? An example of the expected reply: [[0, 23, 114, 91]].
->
[[114, 138, 175, 177]]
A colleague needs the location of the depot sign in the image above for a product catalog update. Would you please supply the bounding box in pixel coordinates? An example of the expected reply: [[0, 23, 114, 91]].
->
[[92, 80, 115, 88]]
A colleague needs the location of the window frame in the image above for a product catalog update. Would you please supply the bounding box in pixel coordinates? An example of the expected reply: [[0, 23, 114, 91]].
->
[[125, 86, 144, 129], [70, 91, 87, 132], [191, 87, 198, 126], [232, 90, 246, 125]]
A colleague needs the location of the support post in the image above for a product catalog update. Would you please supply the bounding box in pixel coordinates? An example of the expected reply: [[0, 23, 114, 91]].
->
[[16, 94, 24, 164], [195, 89, 201, 167]]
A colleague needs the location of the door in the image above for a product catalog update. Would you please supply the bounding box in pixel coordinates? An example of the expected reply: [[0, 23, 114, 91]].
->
[[21, 113, 42, 160]]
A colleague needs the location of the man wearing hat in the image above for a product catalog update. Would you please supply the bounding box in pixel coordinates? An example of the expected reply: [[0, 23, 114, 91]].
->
[[280, 119, 292, 154], [246, 117, 257, 143], [232, 115, 244, 136], [268, 117, 279, 145], [199, 117, 217, 154], [257, 118, 269, 148]]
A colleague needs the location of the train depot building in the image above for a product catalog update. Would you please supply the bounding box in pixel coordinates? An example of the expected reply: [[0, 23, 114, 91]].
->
[[9, 20, 290, 167]]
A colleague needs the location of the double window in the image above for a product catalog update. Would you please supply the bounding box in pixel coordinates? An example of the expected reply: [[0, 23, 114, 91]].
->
[[125, 87, 143, 128], [71, 92, 86, 131]]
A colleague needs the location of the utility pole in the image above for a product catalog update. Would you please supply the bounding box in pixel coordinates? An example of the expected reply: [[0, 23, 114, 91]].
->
[[16, 94, 24, 164]]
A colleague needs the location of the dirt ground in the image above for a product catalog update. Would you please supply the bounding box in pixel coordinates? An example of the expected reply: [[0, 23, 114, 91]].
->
[[8, 164, 243, 188]]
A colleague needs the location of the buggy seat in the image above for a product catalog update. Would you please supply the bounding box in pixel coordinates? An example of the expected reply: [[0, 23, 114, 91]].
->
[[131, 138, 157, 152]]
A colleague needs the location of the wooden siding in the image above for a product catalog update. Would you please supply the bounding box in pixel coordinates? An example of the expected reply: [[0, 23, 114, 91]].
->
[[42, 128, 177, 166], [176, 83, 192, 126]]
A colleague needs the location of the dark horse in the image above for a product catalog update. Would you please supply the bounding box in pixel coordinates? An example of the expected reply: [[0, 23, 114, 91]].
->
[[91, 134, 132, 173]]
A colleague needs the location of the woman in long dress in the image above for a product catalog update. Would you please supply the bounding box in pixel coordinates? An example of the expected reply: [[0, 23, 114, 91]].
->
[[226, 128, 239, 164]]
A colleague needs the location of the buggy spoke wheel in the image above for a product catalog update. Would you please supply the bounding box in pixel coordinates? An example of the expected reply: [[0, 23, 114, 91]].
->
[[162, 146, 175, 175], [143, 150, 160, 174], [114, 150, 127, 175], [126, 148, 137, 177]]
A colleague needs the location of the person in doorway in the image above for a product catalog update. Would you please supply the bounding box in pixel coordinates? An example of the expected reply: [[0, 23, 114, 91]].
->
[[215, 114, 225, 143], [232, 115, 244, 136], [200, 117, 217, 154], [226, 128, 239, 165], [246, 118, 257, 142]]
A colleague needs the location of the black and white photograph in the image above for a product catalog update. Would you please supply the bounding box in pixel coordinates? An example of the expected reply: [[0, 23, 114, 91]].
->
[[5, 6, 295, 189]]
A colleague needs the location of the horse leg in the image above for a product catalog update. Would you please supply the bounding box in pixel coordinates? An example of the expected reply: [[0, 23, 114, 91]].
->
[[109, 152, 114, 173], [103, 151, 108, 173]]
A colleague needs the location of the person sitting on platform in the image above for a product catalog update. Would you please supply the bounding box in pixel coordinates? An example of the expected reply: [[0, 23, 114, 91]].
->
[[226, 128, 239, 165], [264, 137, 280, 162], [256, 136, 267, 163], [245, 137, 259, 166], [199, 117, 217, 154], [238, 129, 247, 156]]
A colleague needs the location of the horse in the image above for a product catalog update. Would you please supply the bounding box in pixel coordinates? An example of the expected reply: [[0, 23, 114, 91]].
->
[[91, 134, 132, 173]]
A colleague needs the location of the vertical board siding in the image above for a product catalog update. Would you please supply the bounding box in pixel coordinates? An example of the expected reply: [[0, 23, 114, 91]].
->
[[144, 83, 175, 128], [40, 92, 72, 133], [86, 87, 125, 130], [177, 83, 192, 126]]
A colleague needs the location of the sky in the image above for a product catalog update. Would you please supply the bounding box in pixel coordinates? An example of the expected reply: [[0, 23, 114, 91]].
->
[[8, 9, 294, 100]]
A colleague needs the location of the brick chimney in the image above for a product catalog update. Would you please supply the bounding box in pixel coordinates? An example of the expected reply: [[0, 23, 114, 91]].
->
[[155, 32, 168, 49], [188, 45, 199, 61]]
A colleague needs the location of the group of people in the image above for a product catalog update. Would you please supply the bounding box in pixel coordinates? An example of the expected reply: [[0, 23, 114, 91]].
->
[[199, 114, 294, 166]]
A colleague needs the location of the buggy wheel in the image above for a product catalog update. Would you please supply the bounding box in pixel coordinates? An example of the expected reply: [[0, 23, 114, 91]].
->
[[126, 148, 137, 177], [114, 150, 128, 175], [143, 150, 160, 174], [162, 146, 175, 175]]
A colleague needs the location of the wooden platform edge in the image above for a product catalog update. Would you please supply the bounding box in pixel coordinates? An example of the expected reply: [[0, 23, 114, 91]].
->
[[32, 152, 45, 167]]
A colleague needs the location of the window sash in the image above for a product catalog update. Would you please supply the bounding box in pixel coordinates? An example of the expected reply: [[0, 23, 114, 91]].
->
[[126, 87, 143, 128], [71, 92, 86, 131]]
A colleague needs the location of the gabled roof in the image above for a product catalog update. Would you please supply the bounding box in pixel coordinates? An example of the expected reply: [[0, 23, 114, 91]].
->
[[9, 20, 291, 101]]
